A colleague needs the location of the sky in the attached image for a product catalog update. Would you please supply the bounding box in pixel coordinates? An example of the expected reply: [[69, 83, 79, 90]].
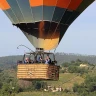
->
[[0, 2, 96, 57]]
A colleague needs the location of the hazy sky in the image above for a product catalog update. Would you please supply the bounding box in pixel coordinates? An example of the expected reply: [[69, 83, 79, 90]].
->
[[0, 2, 96, 57]]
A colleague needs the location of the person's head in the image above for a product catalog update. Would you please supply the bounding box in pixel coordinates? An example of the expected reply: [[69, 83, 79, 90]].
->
[[46, 56, 49, 59], [25, 57, 29, 62], [25, 57, 28, 60], [40, 55, 42, 58]]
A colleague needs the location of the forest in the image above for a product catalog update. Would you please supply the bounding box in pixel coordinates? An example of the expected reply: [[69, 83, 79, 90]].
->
[[0, 53, 96, 69], [0, 53, 96, 96]]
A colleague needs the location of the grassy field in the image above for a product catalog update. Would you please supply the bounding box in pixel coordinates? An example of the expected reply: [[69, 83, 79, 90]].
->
[[16, 91, 77, 96], [47, 73, 84, 90], [15, 73, 84, 96]]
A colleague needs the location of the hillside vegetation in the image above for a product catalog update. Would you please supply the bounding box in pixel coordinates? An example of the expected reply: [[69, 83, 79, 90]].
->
[[0, 53, 96, 69], [0, 54, 96, 96]]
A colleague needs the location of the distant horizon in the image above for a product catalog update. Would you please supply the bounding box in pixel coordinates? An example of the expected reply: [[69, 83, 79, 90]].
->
[[1, 51, 96, 58]]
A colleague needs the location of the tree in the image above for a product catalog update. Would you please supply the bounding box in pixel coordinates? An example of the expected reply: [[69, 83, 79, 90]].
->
[[62, 62, 70, 67], [73, 75, 96, 95], [0, 82, 3, 89]]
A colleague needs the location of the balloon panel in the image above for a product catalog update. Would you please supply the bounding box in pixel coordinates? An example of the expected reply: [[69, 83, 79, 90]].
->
[[0, 0, 10, 10], [56, 0, 71, 8], [43, 6, 55, 21], [68, 0, 83, 10], [52, 7, 66, 22], [16, 0, 34, 23], [43, 0, 57, 6], [32, 6, 43, 21]]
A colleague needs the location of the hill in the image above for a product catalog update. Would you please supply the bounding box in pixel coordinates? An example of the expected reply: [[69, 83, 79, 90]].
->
[[0, 55, 23, 69], [0, 53, 96, 69], [0, 58, 96, 96], [55, 53, 96, 65]]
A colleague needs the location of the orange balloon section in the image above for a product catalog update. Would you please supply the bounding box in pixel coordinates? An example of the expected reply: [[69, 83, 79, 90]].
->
[[0, 0, 94, 50]]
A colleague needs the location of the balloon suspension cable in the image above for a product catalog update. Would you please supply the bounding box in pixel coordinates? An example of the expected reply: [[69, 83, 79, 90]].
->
[[54, 48, 56, 53], [17, 44, 34, 52]]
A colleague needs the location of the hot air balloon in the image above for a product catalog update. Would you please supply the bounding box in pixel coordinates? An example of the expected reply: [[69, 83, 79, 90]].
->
[[0, 0, 94, 80]]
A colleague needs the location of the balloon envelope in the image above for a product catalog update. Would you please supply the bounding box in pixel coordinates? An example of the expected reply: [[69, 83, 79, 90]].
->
[[0, 0, 94, 50]]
